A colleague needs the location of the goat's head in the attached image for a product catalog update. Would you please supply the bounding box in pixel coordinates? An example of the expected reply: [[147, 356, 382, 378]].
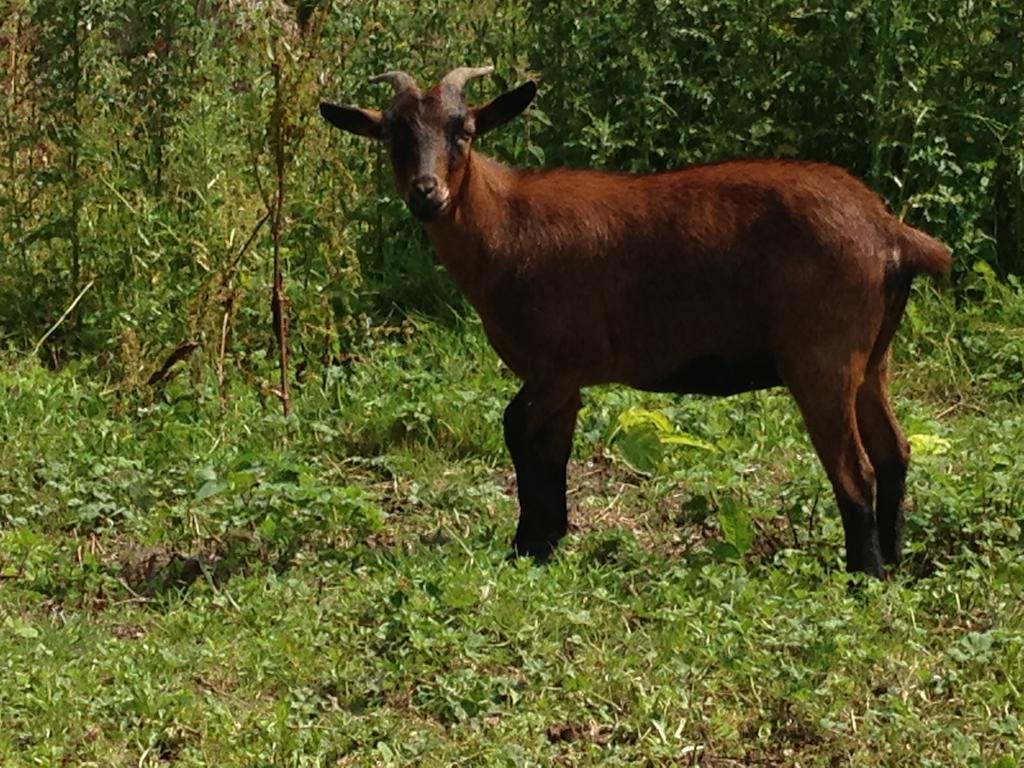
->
[[320, 67, 537, 222]]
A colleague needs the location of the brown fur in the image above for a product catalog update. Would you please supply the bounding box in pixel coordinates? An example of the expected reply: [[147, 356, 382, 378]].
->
[[426, 155, 948, 392], [321, 76, 951, 576]]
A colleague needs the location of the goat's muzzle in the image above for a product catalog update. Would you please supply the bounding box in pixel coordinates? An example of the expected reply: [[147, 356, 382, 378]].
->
[[408, 175, 450, 222]]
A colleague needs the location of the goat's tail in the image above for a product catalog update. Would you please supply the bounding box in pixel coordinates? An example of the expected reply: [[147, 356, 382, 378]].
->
[[897, 223, 952, 281], [867, 222, 950, 370]]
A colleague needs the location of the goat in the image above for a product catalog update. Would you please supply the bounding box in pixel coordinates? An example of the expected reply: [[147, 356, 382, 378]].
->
[[320, 66, 951, 577]]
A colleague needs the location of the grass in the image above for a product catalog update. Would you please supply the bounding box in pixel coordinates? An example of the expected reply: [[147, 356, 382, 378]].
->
[[1, 280, 1023, 766]]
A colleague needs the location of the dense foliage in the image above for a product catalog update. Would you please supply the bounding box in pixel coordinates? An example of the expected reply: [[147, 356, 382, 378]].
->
[[1, 1, 1023, 765], [1, 0, 1022, 375]]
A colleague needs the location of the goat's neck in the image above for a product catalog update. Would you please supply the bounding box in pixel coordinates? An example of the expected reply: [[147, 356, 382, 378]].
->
[[423, 152, 516, 304]]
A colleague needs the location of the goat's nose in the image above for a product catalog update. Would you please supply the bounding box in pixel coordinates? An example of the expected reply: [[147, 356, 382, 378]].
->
[[413, 176, 439, 197]]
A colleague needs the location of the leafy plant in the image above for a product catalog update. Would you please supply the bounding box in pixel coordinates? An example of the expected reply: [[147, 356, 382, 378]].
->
[[609, 406, 715, 475]]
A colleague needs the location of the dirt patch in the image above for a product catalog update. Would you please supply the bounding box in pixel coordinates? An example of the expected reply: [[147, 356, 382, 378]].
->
[[111, 622, 147, 640], [115, 528, 268, 598], [119, 546, 210, 595], [565, 456, 720, 558], [547, 720, 613, 745]]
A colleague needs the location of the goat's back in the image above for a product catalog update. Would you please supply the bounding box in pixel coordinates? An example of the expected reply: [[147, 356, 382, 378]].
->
[[461, 158, 943, 388]]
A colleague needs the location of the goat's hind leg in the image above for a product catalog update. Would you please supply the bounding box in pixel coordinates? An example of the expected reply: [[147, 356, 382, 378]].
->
[[856, 354, 910, 566], [503, 385, 581, 559], [784, 360, 884, 577]]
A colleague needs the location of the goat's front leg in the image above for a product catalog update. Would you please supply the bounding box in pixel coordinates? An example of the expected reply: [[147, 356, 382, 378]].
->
[[503, 385, 581, 559]]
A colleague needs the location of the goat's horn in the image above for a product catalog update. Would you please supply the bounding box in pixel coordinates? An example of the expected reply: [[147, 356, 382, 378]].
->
[[368, 70, 418, 94], [439, 65, 494, 92]]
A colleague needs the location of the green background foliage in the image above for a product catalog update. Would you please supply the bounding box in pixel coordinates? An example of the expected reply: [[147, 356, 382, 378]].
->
[[1, 1, 1023, 765], [1, 0, 1022, 370]]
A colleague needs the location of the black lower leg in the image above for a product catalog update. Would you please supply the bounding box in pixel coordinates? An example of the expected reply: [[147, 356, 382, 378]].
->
[[510, 452, 570, 558], [875, 459, 907, 565], [504, 393, 571, 559], [839, 499, 884, 578]]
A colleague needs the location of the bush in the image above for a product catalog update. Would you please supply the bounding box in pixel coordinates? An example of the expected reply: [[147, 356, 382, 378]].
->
[[0, 0, 1020, 378]]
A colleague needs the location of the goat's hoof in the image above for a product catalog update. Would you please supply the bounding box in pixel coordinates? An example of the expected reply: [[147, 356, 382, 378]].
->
[[847, 559, 886, 581], [509, 535, 561, 563], [880, 547, 903, 568]]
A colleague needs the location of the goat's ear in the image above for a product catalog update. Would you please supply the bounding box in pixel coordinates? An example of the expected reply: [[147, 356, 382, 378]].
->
[[472, 80, 537, 136], [319, 102, 383, 139]]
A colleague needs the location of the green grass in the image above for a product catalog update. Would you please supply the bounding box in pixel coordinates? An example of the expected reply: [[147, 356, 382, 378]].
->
[[2, 283, 1023, 766]]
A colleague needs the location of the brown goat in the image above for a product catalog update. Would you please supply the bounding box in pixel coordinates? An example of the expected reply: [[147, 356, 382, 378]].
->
[[320, 67, 951, 577]]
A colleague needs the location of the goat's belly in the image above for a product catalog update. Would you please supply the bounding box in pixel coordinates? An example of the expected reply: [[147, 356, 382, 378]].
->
[[631, 352, 782, 396]]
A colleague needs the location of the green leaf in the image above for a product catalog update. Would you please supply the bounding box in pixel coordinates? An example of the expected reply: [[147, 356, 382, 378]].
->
[[195, 478, 228, 501], [4, 617, 39, 638], [972, 260, 998, 281], [908, 433, 952, 456], [718, 498, 754, 556], [612, 406, 718, 474], [660, 433, 717, 452], [617, 407, 673, 434], [529, 107, 553, 127], [615, 423, 663, 475], [711, 541, 741, 561]]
